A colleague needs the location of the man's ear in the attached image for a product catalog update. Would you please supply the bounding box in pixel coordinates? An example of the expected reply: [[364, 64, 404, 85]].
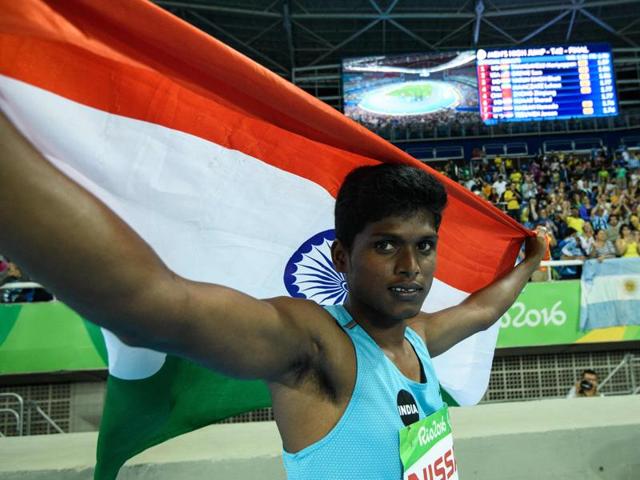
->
[[331, 239, 349, 273]]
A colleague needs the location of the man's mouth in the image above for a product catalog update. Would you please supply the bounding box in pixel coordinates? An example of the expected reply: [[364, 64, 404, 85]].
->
[[388, 284, 423, 298]]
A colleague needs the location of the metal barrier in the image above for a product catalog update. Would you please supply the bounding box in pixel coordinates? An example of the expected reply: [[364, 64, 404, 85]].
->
[[0, 281, 44, 289], [0, 392, 66, 436], [539, 259, 585, 281], [406, 145, 465, 162], [0, 281, 55, 303], [0, 392, 24, 436], [598, 354, 639, 396], [482, 142, 529, 158], [543, 137, 603, 153], [27, 400, 66, 434], [622, 135, 640, 150]]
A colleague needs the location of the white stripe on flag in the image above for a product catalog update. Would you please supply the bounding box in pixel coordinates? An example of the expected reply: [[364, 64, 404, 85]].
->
[[1, 74, 495, 403]]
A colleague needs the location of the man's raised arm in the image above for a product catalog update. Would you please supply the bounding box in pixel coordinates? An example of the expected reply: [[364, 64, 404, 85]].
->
[[0, 110, 317, 381], [414, 229, 547, 357]]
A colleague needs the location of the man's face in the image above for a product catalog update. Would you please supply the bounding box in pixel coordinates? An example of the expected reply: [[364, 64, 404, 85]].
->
[[581, 372, 599, 396], [333, 211, 437, 326], [610, 216, 618, 226]]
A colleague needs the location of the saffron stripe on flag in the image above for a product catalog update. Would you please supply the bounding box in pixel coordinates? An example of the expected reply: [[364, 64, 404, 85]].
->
[[0, 0, 527, 294]]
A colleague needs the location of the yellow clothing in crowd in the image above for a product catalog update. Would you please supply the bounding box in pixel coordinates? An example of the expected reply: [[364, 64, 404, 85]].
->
[[566, 215, 585, 234], [503, 190, 520, 211], [621, 241, 639, 258], [509, 171, 522, 184]]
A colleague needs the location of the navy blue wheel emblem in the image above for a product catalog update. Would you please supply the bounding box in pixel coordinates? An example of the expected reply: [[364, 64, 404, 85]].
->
[[284, 229, 348, 305]]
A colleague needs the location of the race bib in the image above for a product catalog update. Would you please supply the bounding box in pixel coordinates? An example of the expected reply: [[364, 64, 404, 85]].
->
[[399, 406, 458, 480]]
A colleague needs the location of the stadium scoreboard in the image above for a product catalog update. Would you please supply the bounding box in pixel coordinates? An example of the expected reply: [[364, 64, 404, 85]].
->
[[476, 44, 618, 124]]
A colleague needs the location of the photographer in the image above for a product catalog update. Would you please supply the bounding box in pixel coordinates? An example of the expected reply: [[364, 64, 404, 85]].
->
[[567, 369, 601, 398]]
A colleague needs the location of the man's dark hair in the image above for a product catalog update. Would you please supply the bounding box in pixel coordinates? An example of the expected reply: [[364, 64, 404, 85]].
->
[[582, 369, 598, 379], [335, 164, 447, 249]]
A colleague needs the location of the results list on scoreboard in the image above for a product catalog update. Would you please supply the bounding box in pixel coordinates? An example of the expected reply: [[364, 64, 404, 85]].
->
[[476, 45, 617, 124]]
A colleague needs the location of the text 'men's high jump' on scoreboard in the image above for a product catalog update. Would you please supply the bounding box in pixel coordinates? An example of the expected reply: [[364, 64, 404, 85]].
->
[[476, 44, 618, 125]]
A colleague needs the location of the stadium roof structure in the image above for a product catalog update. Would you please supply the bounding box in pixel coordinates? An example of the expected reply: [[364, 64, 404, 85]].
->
[[156, 0, 640, 77]]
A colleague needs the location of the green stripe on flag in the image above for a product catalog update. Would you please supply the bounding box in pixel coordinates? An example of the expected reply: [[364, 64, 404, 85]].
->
[[95, 356, 271, 480], [440, 385, 459, 407]]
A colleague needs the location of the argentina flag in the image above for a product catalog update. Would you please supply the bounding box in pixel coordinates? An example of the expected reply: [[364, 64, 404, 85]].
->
[[580, 258, 640, 330]]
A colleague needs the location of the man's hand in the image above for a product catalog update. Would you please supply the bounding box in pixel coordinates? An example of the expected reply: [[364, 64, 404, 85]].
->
[[524, 227, 548, 264], [417, 227, 550, 357]]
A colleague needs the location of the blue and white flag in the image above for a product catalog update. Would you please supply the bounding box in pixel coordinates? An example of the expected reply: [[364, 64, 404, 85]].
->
[[580, 258, 640, 330]]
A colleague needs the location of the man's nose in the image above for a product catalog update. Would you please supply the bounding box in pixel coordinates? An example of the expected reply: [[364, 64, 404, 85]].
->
[[395, 248, 420, 277]]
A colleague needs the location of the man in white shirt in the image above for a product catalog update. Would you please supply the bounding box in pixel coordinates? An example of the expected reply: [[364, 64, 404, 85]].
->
[[492, 174, 507, 198]]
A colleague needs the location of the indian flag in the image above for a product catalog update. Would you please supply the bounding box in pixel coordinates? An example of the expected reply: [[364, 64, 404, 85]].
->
[[0, 1, 527, 478]]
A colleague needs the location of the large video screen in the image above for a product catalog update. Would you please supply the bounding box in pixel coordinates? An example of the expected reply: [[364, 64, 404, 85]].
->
[[476, 44, 618, 124], [342, 51, 479, 130]]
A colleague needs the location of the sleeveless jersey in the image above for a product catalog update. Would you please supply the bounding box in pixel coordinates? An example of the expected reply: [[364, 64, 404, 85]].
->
[[282, 305, 444, 479]]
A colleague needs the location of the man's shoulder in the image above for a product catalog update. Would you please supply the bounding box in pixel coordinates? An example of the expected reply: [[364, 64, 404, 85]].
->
[[267, 297, 352, 357], [267, 297, 338, 328]]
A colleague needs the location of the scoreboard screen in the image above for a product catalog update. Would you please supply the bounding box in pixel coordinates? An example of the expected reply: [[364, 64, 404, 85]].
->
[[476, 44, 618, 124]]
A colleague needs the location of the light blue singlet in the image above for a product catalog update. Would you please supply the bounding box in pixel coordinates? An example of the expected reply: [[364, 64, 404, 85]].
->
[[282, 304, 444, 480]]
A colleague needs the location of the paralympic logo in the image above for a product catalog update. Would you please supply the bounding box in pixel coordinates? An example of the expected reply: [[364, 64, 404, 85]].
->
[[283, 229, 348, 305]]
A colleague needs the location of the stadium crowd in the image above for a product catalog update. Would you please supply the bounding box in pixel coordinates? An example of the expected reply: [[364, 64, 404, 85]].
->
[[437, 145, 640, 277], [2, 145, 638, 299]]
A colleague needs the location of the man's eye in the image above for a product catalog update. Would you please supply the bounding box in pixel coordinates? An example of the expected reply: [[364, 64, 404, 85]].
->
[[374, 241, 394, 252], [417, 241, 433, 252]]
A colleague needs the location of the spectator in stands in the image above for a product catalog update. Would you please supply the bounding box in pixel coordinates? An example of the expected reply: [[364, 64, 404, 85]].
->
[[590, 204, 609, 231], [578, 196, 592, 221], [502, 183, 521, 221], [560, 228, 583, 258], [591, 229, 617, 262], [509, 168, 522, 185], [606, 214, 621, 242], [521, 175, 537, 202], [563, 206, 585, 235], [558, 228, 586, 278], [481, 180, 493, 200], [629, 202, 640, 233], [492, 174, 507, 198], [615, 163, 628, 190], [616, 224, 639, 258], [598, 165, 609, 185], [532, 204, 557, 235], [578, 222, 596, 256], [0, 255, 9, 284], [0, 257, 23, 286], [567, 369, 601, 398]]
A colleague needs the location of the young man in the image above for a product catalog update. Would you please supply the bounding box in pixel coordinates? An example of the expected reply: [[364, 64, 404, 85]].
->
[[0, 111, 546, 478]]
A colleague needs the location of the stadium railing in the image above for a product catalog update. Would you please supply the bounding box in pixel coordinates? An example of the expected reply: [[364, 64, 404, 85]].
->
[[543, 138, 604, 153], [383, 109, 640, 142], [482, 142, 529, 158]]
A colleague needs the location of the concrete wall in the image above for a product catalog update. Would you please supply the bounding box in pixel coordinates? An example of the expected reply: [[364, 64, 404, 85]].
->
[[0, 395, 638, 479], [69, 382, 106, 433]]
